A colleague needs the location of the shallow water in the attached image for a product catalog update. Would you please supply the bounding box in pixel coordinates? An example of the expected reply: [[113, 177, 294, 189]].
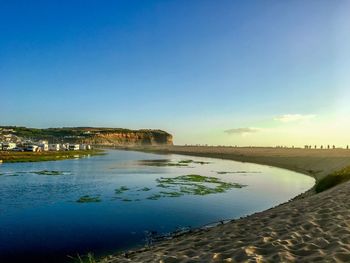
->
[[0, 150, 314, 262]]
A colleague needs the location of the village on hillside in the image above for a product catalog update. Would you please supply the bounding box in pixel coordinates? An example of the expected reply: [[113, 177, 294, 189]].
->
[[0, 127, 92, 152]]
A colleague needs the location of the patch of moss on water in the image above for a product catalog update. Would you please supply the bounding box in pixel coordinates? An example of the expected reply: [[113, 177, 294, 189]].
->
[[159, 191, 184, 197], [112, 174, 246, 202], [178, 160, 210, 165], [194, 161, 210, 165], [156, 183, 173, 188], [34, 170, 64, 176], [76, 195, 101, 203], [154, 174, 246, 198], [137, 187, 151, 192], [178, 160, 193, 164], [157, 174, 221, 184], [215, 171, 261, 175], [115, 186, 129, 194], [138, 159, 189, 167], [146, 194, 163, 200]]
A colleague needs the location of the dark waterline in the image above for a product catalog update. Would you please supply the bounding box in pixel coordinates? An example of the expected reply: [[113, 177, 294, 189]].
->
[[0, 150, 314, 263]]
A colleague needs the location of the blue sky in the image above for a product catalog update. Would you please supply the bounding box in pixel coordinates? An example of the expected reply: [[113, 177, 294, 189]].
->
[[1, 1, 349, 145]]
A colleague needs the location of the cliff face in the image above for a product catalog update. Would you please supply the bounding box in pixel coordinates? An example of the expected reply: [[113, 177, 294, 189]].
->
[[82, 130, 173, 146], [0, 126, 173, 146]]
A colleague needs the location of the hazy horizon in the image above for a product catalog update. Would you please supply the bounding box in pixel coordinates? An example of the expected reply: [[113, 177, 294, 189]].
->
[[2, 1, 350, 146]]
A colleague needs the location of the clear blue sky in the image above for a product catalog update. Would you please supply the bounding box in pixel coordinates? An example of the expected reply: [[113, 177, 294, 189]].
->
[[1, 1, 349, 145]]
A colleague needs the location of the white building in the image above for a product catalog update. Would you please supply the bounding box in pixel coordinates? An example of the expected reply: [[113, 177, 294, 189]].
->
[[49, 144, 60, 151], [79, 144, 86, 150], [39, 143, 49, 151], [26, 145, 39, 152], [2, 142, 16, 150], [69, 144, 80, 151], [61, 143, 69, 151]]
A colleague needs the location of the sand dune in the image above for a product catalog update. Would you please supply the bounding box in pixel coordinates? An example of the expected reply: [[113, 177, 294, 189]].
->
[[102, 146, 350, 263]]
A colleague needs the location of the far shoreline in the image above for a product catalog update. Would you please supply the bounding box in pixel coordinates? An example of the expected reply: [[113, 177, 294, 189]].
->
[[0, 149, 105, 163], [114, 145, 350, 180]]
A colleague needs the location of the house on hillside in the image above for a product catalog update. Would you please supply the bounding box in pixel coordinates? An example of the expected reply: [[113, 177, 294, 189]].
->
[[26, 145, 39, 152], [69, 144, 80, 151], [2, 142, 16, 150], [49, 144, 60, 151], [38, 143, 49, 151]]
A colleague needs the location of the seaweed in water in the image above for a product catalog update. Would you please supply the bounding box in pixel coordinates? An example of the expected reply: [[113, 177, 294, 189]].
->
[[156, 174, 246, 196], [115, 186, 130, 194], [146, 194, 163, 200], [215, 171, 261, 174], [138, 159, 189, 167], [34, 170, 64, 176], [76, 195, 101, 203], [137, 187, 151, 192], [112, 174, 247, 202]]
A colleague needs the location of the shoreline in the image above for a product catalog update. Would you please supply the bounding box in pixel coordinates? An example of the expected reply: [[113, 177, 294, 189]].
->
[[0, 149, 105, 163], [101, 146, 350, 262]]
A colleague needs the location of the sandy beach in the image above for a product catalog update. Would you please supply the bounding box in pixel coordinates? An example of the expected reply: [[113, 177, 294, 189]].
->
[[101, 146, 350, 262]]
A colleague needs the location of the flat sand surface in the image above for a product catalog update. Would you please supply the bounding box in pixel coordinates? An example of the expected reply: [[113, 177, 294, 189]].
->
[[102, 146, 350, 263]]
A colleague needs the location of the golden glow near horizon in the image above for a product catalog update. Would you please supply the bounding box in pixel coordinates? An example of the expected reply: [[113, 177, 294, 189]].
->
[[174, 111, 350, 147]]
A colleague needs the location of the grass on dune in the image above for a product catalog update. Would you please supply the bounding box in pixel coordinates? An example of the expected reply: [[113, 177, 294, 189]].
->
[[315, 166, 350, 193]]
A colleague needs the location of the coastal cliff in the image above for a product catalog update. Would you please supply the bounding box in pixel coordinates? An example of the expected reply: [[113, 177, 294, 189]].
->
[[0, 126, 173, 146], [81, 129, 173, 146]]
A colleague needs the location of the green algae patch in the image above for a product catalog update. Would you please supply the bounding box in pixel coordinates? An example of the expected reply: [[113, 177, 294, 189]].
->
[[34, 170, 64, 176], [156, 183, 173, 188], [138, 159, 187, 167], [159, 191, 184, 197], [112, 174, 246, 202], [215, 171, 261, 175], [178, 160, 193, 164], [77, 195, 101, 203], [146, 194, 163, 200], [137, 187, 151, 192], [157, 174, 220, 184], [138, 159, 210, 167], [115, 186, 129, 194], [155, 174, 246, 197], [178, 160, 210, 165]]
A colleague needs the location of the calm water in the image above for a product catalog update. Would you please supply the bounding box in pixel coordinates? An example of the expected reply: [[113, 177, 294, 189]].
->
[[0, 150, 314, 263]]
